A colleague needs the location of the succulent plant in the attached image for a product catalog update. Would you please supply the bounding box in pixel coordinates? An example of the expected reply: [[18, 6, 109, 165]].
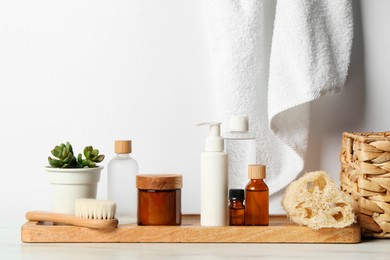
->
[[48, 142, 78, 168], [48, 142, 104, 168], [77, 146, 105, 168]]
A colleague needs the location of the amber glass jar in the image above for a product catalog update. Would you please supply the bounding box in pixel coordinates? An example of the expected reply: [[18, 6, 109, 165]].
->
[[136, 174, 182, 226], [245, 165, 269, 226]]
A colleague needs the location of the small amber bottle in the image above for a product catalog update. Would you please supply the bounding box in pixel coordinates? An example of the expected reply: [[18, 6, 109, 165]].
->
[[245, 165, 269, 226], [229, 189, 245, 226]]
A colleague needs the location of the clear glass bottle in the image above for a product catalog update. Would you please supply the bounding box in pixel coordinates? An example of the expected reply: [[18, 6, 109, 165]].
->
[[107, 140, 138, 224], [223, 116, 256, 190], [229, 189, 245, 226], [245, 164, 269, 226]]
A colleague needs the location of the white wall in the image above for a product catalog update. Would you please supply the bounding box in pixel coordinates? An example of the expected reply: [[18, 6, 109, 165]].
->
[[0, 0, 211, 225], [1, 0, 389, 225], [305, 0, 390, 173]]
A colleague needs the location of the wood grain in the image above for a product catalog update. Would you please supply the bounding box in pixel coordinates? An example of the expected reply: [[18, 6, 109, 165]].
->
[[25, 211, 118, 229], [136, 174, 182, 190], [21, 215, 361, 243]]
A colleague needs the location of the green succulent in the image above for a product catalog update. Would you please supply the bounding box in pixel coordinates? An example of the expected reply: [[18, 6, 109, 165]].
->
[[48, 142, 78, 168], [48, 142, 104, 168], [77, 146, 105, 168]]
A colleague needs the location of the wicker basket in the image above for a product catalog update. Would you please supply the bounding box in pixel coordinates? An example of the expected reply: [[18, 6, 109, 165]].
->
[[340, 132, 390, 238]]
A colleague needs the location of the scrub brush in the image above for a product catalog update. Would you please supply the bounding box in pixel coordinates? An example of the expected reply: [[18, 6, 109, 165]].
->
[[26, 198, 118, 229]]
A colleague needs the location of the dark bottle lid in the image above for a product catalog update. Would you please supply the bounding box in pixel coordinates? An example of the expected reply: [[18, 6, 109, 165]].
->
[[229, 189, 245, 200]]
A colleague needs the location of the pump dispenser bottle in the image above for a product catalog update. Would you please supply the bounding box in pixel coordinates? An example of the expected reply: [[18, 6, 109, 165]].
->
[[197, 122, 228, 226], [107, 140, 139, 224]]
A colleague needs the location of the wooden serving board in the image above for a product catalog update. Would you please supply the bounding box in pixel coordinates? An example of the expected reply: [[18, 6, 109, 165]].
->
[[21, 215, 361, 243]]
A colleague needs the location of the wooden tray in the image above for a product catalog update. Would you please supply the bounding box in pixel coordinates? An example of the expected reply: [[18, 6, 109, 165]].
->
[[21, 215, 361, 243]]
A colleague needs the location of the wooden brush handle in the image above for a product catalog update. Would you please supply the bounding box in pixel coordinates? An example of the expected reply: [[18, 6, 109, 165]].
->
[[26, 211, 118, 229]]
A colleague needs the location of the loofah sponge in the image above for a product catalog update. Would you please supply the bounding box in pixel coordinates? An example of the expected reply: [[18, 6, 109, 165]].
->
[[282, 171, 355, 230]]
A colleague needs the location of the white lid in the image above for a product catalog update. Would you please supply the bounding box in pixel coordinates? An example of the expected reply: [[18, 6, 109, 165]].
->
[[229, 116, 249, 132], [197, 122, 224, 152]]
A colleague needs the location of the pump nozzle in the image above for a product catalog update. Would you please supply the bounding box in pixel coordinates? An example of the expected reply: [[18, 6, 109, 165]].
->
[[197, 122, 224, 152]]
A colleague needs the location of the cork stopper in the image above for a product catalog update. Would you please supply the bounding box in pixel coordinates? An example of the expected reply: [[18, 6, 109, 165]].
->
[[136, 174, 183, 190], [115, 140, 132, 154], [248, 164, 266, 179]]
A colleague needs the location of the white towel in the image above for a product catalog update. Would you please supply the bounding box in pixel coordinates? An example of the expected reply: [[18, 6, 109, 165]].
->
[[203, 0, 278, 192], [203, 0, 353, 194], [268, 0, 353, 192]]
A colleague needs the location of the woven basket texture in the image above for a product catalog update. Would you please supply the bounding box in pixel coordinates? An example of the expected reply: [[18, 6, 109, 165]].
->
[[340, 132, 390, 238]]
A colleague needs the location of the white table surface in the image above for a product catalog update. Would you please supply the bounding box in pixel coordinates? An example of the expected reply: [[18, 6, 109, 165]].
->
[[2, 224, 389, 259]]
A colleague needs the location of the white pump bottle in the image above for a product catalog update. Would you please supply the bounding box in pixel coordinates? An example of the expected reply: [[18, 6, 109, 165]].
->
[[197, 122, 228, 226]]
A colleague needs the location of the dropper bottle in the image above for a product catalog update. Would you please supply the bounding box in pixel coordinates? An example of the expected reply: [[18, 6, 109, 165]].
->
[[229, 189, 245, 226]]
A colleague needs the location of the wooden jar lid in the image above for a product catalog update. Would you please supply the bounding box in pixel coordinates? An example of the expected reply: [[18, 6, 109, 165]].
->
[[136, 174, 183, 190]]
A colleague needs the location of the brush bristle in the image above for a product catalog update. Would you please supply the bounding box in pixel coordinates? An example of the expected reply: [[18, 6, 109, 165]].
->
[[75, 198, 116, 220]]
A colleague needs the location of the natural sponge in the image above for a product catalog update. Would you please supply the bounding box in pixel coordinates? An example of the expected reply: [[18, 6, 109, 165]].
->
[[282, 171, 355, 230]]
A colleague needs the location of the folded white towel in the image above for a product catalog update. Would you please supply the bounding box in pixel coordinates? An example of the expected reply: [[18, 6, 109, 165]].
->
[[203, 0, 353, 194]]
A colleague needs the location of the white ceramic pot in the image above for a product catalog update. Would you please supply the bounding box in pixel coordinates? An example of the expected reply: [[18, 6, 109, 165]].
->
[[46, 166, 103, 214]]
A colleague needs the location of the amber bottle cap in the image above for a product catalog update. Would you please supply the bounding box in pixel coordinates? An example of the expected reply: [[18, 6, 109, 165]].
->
[[115, 140, 132, 154], [136, 174, 183, 190], [248, 164, 266, 179]]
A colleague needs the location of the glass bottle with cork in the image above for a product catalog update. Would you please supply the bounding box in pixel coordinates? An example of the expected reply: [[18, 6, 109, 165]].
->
[[245, 164, 269, 226], [229, 189, 245, 226], [107, 140, 139, 224]]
